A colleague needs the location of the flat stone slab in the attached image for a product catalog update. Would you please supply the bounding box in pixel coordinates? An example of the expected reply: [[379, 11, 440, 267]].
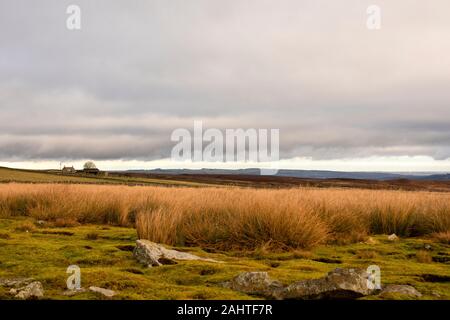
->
[[223, 272, 284, 299], [13, 281, 44, 300], [0, 277, 34, 288], [283, 268, 374, 299], [226, 268, 377, 300], [134, 240, 220, 267], [89, 286, 116, 298], [379, 285, 422, 298]]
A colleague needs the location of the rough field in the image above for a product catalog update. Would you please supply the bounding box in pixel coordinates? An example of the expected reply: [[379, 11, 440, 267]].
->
[[0, 167, 212, 187], [3, 166, 450, 191], [0, 168, 448, 300], [0, 217, 448, 300]]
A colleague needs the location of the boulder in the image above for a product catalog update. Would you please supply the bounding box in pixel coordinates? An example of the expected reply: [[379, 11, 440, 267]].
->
[[224, 272, 284, 299], [282, 268, 374, 300], [134, 240, 219, 267], [14, 281, 44, 300], [379, 285, 422, 298], [387, 234, 399, 241], [0, 277, 33, 288], [89, 286, 116, 298], [225, 268, 375, 300]]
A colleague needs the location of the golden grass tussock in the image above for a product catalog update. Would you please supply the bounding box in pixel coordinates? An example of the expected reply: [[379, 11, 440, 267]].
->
[[431, 231, 450, 244], [0, 183, 449, 250]]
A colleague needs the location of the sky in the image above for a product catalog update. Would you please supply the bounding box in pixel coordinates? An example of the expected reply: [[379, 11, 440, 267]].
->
[[1, 1, 450, 172]]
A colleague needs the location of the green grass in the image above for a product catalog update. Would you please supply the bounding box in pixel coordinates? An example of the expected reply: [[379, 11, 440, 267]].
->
[[0, 217, 448, 300], [0, 167, 212, 187], [0, 167, 110, 184]]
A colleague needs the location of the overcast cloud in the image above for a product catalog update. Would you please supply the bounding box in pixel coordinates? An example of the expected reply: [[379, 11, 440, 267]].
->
[[1, 0, 450, 170]]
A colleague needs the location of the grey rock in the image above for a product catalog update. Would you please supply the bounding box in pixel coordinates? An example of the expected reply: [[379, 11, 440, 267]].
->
[[379, 285, 422, 298], [15, 281, 44, 299], [89, 286, 116, 298], [387, 234, 399, 241], [226, 268, 374, 300], [62, 288, 87, 296], [224, 272, 284, 299], [226, 268, 423, 300], [134, 240, 219, 267], [431, 290, 441, 298], [282, 268, 374, 300], [0, 277, 33, 288]]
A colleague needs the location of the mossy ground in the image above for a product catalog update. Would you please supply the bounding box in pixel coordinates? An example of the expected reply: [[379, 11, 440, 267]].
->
[[0, 217, 448, 300]]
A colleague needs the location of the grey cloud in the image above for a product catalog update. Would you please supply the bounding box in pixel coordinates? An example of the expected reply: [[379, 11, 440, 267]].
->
[[1, 0, 450, 162]]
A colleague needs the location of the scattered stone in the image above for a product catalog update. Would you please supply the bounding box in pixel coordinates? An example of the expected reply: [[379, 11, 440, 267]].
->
[[431, 290, 441, 298], [14, 281, 44, 300], [223, 272, 284, 299], [62, 288, 87, 296], [0, 277, 33, 288], [225, 268, 376, 300], [283, 268, 374, 300], [89, 286, 116, 298], [133, 240, 219, 267], [387, 234, 399, 241], [379, 285, 422, 298]]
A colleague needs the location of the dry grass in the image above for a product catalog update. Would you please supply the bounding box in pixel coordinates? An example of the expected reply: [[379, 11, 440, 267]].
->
[[416, 250, 433, 263], [14, 220, 36, 232], [0, 183, 449, 250], [431, 231, 450, 244], [86, 232, 99, 240], [356, 250, 379, 259]]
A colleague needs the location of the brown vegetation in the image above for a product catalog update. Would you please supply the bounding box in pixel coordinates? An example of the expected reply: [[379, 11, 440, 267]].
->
[[416, 250, 433, 263], [0, 183, 449, 250], [113, 171, 450, 192], [431, 231, 450, 244]]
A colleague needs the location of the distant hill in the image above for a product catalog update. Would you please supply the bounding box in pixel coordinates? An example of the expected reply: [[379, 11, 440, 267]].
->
[[126, 168, 450, 181], [1, 166, 450, 192], [413, 173, 450, 181]]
